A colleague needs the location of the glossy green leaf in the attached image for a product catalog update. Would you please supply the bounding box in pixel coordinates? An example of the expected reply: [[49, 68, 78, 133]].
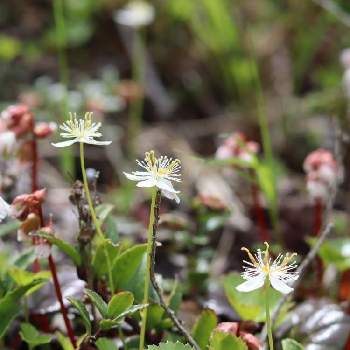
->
[[20, 322, 52, 347], [209, 331, 247, 350], [99, 304, 147, 330], [8, 267, 50, 295], [85, 289, 108, 318], [56, 332, 74, 350], [37, 231, 81, 266], [282, 338, 304, 350], [92, 238, 119, 277], [68, 298, 91, 335], [111, 244, 147, 300], [223, 272, 282, 322], [308, 238, 350, 272], [192, 309, 218, 349], [0, 279, 47, 337], [107, 291, 134, 319], [96, 337, 119, 350], [147, 342, 194, 350]]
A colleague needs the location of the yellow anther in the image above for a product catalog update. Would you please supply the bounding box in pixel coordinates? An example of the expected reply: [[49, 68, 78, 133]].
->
[[241, 247, 258, 267]]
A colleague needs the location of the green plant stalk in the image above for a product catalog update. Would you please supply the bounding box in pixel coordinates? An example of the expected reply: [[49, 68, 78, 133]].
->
[[53, 0, 75, 176], [79, 142, 114, 292], [139, 187, 157, 350], [128, 29, 145, 158], [265, 281, 274, 350]]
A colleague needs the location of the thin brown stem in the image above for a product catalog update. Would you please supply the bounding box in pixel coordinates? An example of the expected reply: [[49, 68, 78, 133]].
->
[[149, 190, 200, 350]]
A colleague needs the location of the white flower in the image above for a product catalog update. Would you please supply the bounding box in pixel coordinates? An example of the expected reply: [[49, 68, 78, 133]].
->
[[0, 131, 16, 155], [51, 112, 112, 148], [0, 196, 11, 222], [236, 242, 298, 295], [114, 1, 155, 27], [124, 150, 181, 203], [35, 242, 51, 259]]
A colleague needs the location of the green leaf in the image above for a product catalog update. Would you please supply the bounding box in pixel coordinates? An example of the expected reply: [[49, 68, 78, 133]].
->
[[223, 272, 282, 322], [0, 220, 21, 238], [96, 337, 119, 350], [8, 267, 50, 295], [111, 244, 147, 301], [99, 304, 147, 330], [147, 304, 165, 330], [68, 298, 91, 335], [147, 341, 194, 350], [37, 231, 81, 266], [85, 289, 108, 318], [168, 281, 183, 313], [56, 332, 74, 350], [308, 238, 350, 272], [209, 331, 247, 350], [92, 238, 119, 277], [107, 291, 134, 319], [95, 204, 118, 243], [96, 204, 115, 224], [282, 338, 304, 350], [20, 323, 52, 347], [0, 279, 47, 337], [192, 309, 218, 349]]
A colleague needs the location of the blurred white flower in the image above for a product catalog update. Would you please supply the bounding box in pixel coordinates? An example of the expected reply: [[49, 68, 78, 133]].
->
[[124, 150, 181, 203], [35, 242, 51, 259], [340, 48, 350, 69], [0, 131, 16, 155], [216, 132, 259, 165], [236, 242, 298, 295], [52, 112, 112, 148], [114, 1, 155, 28], [303, 149, 340, 202], [0, 196, 11, 222]]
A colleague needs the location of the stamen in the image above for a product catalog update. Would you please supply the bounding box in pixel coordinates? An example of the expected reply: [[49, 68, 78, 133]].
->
[[241, 247, 259, 267]]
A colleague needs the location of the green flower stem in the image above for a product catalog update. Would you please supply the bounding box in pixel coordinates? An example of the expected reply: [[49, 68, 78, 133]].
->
[[79, 142, 114, 292], [265, 281, 274, 350], [139, 187, 157, 350]]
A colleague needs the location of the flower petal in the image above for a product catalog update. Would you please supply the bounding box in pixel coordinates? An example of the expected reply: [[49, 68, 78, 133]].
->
[[162, 190, 180, 203], [236, 275, 265, 293], [84, 138, 112, 146], [51, 139, 78, 148], [156, 178, 179, 193], [269, 275, 293, 294], [123, 172, 149, 181], [136, 178, 157, 188], [0, 196, 11, 222]]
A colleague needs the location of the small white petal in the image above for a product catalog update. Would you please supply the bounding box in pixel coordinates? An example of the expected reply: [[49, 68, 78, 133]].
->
[[123, 172, 149, 181], [51, 139, 78, 148], [0, 196, 11, 222], [84, 138, 112, 146], [162, 190, 181, 203], [236, 275, 265, 292], [156, 178, 179, 194], [136, 178, 157, 188], [269, 275, 293, 294]]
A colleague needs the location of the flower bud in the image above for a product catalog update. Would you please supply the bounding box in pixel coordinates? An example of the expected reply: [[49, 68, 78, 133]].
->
[[34, 122, 57, 139]]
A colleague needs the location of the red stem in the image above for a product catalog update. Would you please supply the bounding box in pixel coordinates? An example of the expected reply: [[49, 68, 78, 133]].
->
[[250, 171, 270, 241], [48, 254, 77, 348], [30, 118, 77, 348], [31, 121, 41, 273], [314, 198, 323, 236], [313, 198, 324, 287]]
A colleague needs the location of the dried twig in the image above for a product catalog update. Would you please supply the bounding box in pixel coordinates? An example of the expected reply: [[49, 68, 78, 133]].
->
[[149, 190, 200, 350]]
